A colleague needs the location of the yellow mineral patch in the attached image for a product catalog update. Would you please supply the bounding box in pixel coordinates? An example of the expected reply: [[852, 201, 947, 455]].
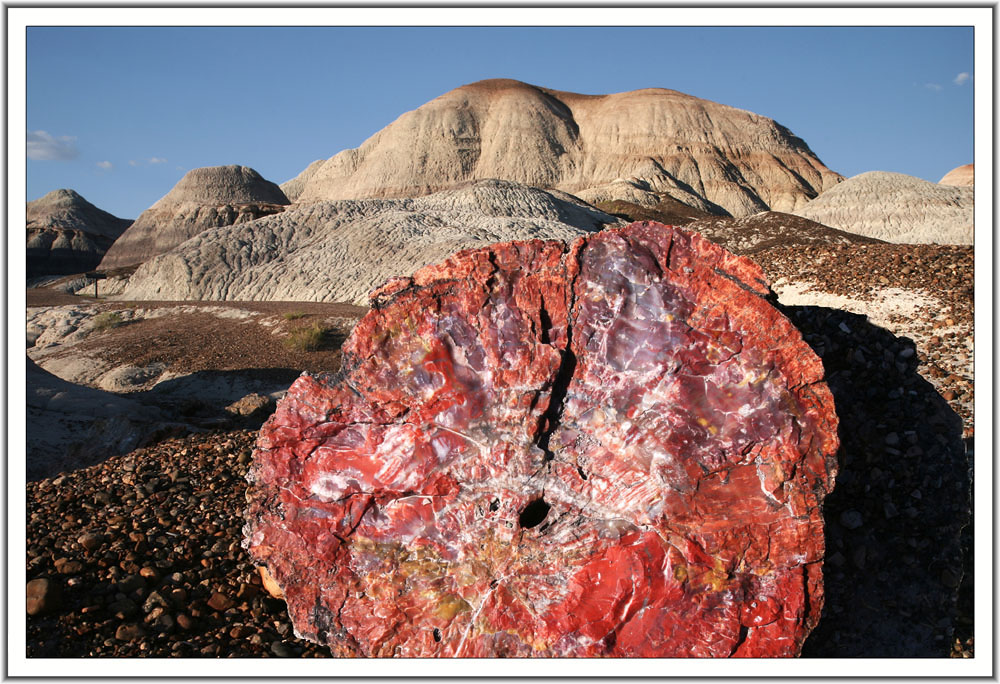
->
[[685, 558, 732, 594], [258, 566, 284, 599], [351, 536, 377, 553], [435, 594, 472, 620], [400, 557, 444, 577], [673, 565, 689, 583], [453, 562, 487, 588], [531, 636, 550, 651], [703, 568, 729, 593]]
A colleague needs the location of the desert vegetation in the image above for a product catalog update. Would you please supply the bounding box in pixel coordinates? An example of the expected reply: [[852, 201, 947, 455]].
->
[[89, 310, 125, 332], [284, 321, 336, 352]]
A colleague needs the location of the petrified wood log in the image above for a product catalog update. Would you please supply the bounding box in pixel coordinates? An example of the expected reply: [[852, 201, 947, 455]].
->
[[243, 222, 839, 657]]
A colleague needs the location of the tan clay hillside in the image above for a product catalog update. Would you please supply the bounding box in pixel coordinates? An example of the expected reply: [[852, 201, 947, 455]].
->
[[792, 171, 973, 245], [280, 159, 325, 201], [294, 79, 843, 217], [98, 165, 289, 269], [939, 164, 974, 187], [27, 189, 132, 278]]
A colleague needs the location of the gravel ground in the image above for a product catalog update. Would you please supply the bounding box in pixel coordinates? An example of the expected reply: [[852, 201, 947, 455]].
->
[[26, 431, 331, 658], [755, 243, 973, 436], [757, 243, 975, 658], [23, 240, 976, 659]]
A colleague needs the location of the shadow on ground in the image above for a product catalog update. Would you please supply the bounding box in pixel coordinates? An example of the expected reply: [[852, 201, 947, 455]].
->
[[136, 367, 309, 429], [783, 305, 971, 657], [26, 366, 312, 481]]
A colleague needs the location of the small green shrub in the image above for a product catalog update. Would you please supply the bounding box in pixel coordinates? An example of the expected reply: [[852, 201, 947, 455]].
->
[[284, 322, 330, 352], [91, 311, 124, 332], [282, 311, 308, 321]]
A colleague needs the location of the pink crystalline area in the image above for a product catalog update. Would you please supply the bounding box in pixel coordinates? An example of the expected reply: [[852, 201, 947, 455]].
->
[[244, 222, 839, 657]]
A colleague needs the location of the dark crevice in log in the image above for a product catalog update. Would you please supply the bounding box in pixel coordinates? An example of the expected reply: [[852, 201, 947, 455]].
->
[[535, 247, 579, 463], [712, 266, 768, 297], [730, 624, 750, 656], [538, 296, 553, 346]]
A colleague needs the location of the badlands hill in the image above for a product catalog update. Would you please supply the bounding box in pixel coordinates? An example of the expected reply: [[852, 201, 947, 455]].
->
[[292, 78, 843, 217], [792, 171, 973, 245], [684, 211, 883, 255], [26, 189, 131, 278], [116, 179, 619, 306], [280, 160, 325, 201], [98, 166, 289, 269], [938, 164, 974, 187]]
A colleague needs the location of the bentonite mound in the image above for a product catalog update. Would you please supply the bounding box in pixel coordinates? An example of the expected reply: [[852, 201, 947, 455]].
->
[[280, 159, 325, 202], [683, 211, 884, 255], [293, 78, 843, 217], [115, 180, 619, 306], [98, 166, 289, 269], [938, 164, 974, 187], [243, 222, 839, 658], [791, 171, 973, 245], [26, 189, 132, 278]]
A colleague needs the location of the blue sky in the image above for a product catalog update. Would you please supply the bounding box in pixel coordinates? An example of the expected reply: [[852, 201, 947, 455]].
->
[[26, 25, 975, 219]]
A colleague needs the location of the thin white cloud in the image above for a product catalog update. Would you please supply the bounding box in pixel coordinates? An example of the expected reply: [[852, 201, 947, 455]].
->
[[149, 156, 167, 164], [26, 130, 78, 161], [924, 83, 943, 92], [129, 160, 138, 167], [96, 161, 113, 170], [954, 72, 970, 86]]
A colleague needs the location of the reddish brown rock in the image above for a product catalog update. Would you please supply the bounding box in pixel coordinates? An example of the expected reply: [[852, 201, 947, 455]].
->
[[26, 578, 63, 616], [244, 222, 839, 657], [206, 592, 234, 613]]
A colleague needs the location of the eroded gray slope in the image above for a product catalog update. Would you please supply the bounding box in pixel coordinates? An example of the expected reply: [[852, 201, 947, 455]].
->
[[117, 179, 620, 306]]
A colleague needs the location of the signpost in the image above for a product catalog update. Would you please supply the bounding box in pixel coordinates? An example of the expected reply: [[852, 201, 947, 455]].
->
[[84, 271, 107, 298]]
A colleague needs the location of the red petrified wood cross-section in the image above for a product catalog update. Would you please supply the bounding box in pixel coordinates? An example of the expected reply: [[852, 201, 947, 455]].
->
[[243, 222, 839, 657]]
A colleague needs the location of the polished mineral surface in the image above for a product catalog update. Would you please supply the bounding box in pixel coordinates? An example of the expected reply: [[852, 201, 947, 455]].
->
[[243, 222, 839, 657]]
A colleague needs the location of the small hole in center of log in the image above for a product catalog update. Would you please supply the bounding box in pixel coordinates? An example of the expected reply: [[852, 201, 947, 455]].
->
[[518, 497, 550, 529]]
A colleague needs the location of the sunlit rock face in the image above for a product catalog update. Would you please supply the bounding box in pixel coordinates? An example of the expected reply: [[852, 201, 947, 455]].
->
[[243, 222, 839, 658], [98, 165, 288, 269], [294, 78, 843, 217]]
